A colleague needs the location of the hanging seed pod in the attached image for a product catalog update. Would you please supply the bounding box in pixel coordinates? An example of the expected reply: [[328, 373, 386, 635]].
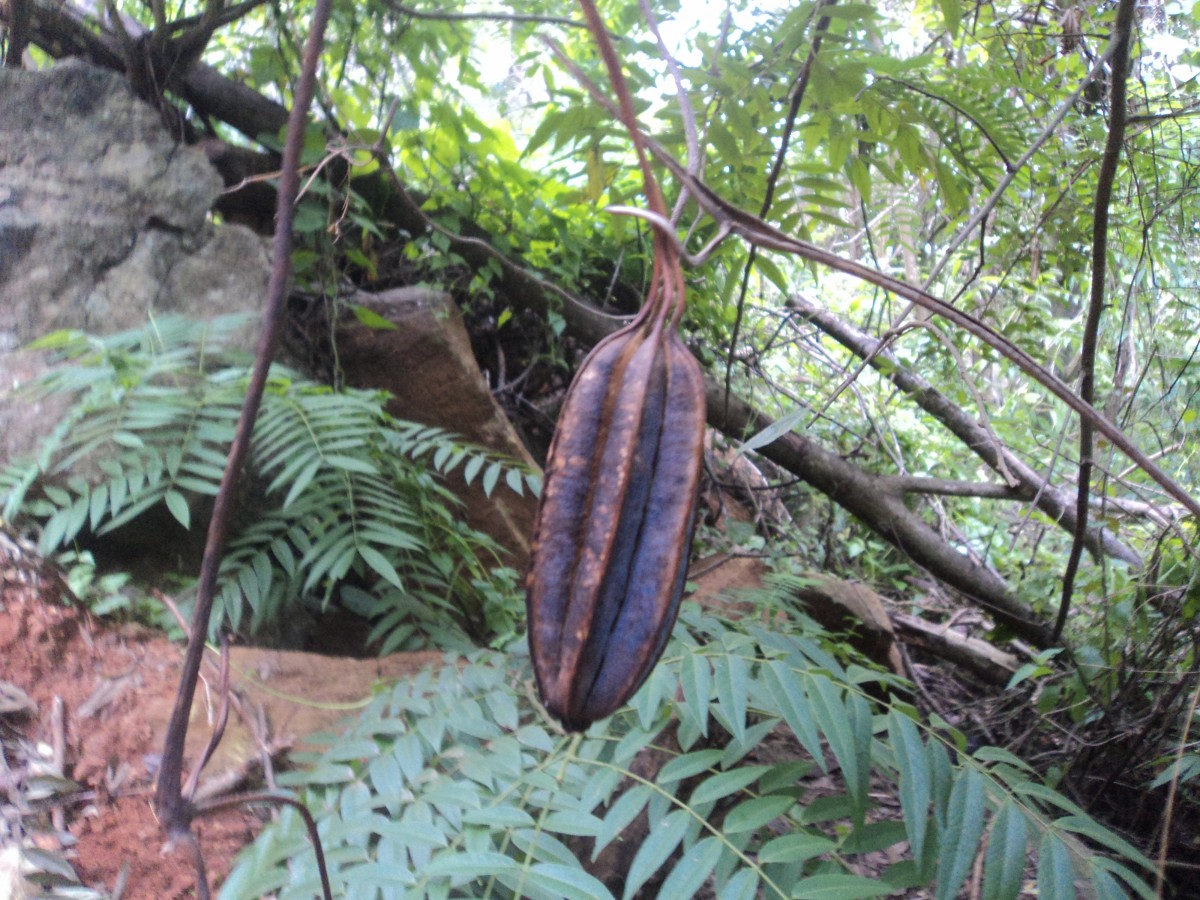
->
[[527, 270, 706, 730]]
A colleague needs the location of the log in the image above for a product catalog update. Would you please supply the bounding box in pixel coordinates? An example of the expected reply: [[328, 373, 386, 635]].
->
[[892, 612, 1020, 686]]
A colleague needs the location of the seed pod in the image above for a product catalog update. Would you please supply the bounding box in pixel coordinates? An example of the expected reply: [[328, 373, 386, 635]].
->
[[527, 314, 706, 730]]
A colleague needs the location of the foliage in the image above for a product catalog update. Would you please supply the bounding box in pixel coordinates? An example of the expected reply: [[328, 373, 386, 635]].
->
[[0, 704, 105, 899], [0, 315, 537, 648], [221, 599, 1153, 900], [8, 0, 1200, 888]]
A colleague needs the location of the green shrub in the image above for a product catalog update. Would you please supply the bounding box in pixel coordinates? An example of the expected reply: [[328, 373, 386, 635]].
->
[[221, 602, 1153, 900], [0, 314, 536, 648]]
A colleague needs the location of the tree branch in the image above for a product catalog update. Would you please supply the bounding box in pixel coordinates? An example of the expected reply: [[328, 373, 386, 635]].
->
[[4, 0, 289, 139], [154, 0, 333, 872], [382, 0, 590, 30], [788, 294, 1142, 566], [705, 380, 1054, 646], [630, 136, 1200, 522], [1055, 0, 1139, 641]]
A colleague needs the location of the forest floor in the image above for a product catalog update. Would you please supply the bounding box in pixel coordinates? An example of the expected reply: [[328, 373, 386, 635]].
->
[[1, 548, 1014, 899], [0, 556, 446, 898]]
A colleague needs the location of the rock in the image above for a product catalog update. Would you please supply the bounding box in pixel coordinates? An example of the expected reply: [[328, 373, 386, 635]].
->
[[335, 288, 541, 567], [0, 62, 538, 637], [0, 60, 269, 464], [690, 557, 904, 677]]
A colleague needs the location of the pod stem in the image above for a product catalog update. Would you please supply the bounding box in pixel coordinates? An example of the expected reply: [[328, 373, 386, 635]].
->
[[578, 0, 687, 329]]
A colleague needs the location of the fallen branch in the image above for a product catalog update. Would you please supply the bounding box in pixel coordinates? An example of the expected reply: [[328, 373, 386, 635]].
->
[[893, 612, 1020, 687], [705, 378, 1055, 646], [788, 294, 1142, 567]]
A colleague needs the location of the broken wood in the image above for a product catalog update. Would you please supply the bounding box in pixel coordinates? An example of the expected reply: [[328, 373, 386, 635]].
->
[[893, 612, 1020, 686]]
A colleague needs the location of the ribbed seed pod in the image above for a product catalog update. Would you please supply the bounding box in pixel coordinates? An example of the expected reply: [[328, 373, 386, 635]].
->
[[526, 311, 706, 731]]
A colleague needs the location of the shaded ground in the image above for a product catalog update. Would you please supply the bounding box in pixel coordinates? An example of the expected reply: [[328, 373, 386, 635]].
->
[[0, 551, 443, 898], [1, 535, 1044, 899]]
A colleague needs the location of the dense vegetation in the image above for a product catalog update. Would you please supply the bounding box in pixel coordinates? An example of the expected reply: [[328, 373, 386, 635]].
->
[[3, 0, 1199, 896]]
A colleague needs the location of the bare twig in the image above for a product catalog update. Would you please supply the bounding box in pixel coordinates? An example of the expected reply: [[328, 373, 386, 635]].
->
[[1055, 0, 1138, 642], [154, 5, 334, 900], [724, 0, 837, 422], [382, 0, 590, 30], [197, 790, 332, 898], [787, 294, 1141, 566], [925, 39, 1118, 290], [813, 44, 1119, 412]]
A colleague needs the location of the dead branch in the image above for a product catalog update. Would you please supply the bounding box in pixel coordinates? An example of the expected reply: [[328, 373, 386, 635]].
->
[[788, 293, 1142, 567], [704, 378, 1055, 646], [893, 612, 1020, 687]]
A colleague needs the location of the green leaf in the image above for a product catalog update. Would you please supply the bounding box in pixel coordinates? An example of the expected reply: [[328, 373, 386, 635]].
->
[[505, 466, 525, 495], [349, 304, 398, 331], [983, 802, 1028, 900], [658, 749, 724, 786], [594, 785, 652, 858], [323, 453, 379, 475], [1037, 832, 1076, 900], [622, 809, 690, 900], [718, 869, 760, 900], [358, 545, 405, 590], [755, 255, 791, 294], [935, 768, 987, 899], [282, 459, 322, 509], [808, 675, 867, 815], [761, 661, 825, 765], [680, 651, 712, 737], [164, 490, 190, 529], [937, 0, 962, 38], [791, 873, 892, 899], [689, 766, 769, 806], [425, 850, 521, 880], [656, 836, 723, 900], [758, 831, 836, 864], [521, 862, 616, 900], [463, 454, 485, 485], [461, 806, 536, 828], [482, 461, 501, 497], [887, 711, 931, 867], [722, 794, 796, 833], [713, 650, 750, 743], [1055, 815, 1154, 870], [1088, 857, 1156, 900], [737, 407, 806, 457]]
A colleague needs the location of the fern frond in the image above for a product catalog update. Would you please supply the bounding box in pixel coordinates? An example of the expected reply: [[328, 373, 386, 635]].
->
[[2, 314, 531, 645]]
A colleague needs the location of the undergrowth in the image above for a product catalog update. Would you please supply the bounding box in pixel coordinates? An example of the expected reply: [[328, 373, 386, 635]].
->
[[0, 314, 536, 648], [0, 314, 1164, 898], [221, 596, 1155, 899]]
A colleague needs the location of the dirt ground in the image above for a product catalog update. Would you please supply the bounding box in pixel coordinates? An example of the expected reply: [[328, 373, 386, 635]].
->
[[0, 540, 960, 899], [0, 553, 444, 899]]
